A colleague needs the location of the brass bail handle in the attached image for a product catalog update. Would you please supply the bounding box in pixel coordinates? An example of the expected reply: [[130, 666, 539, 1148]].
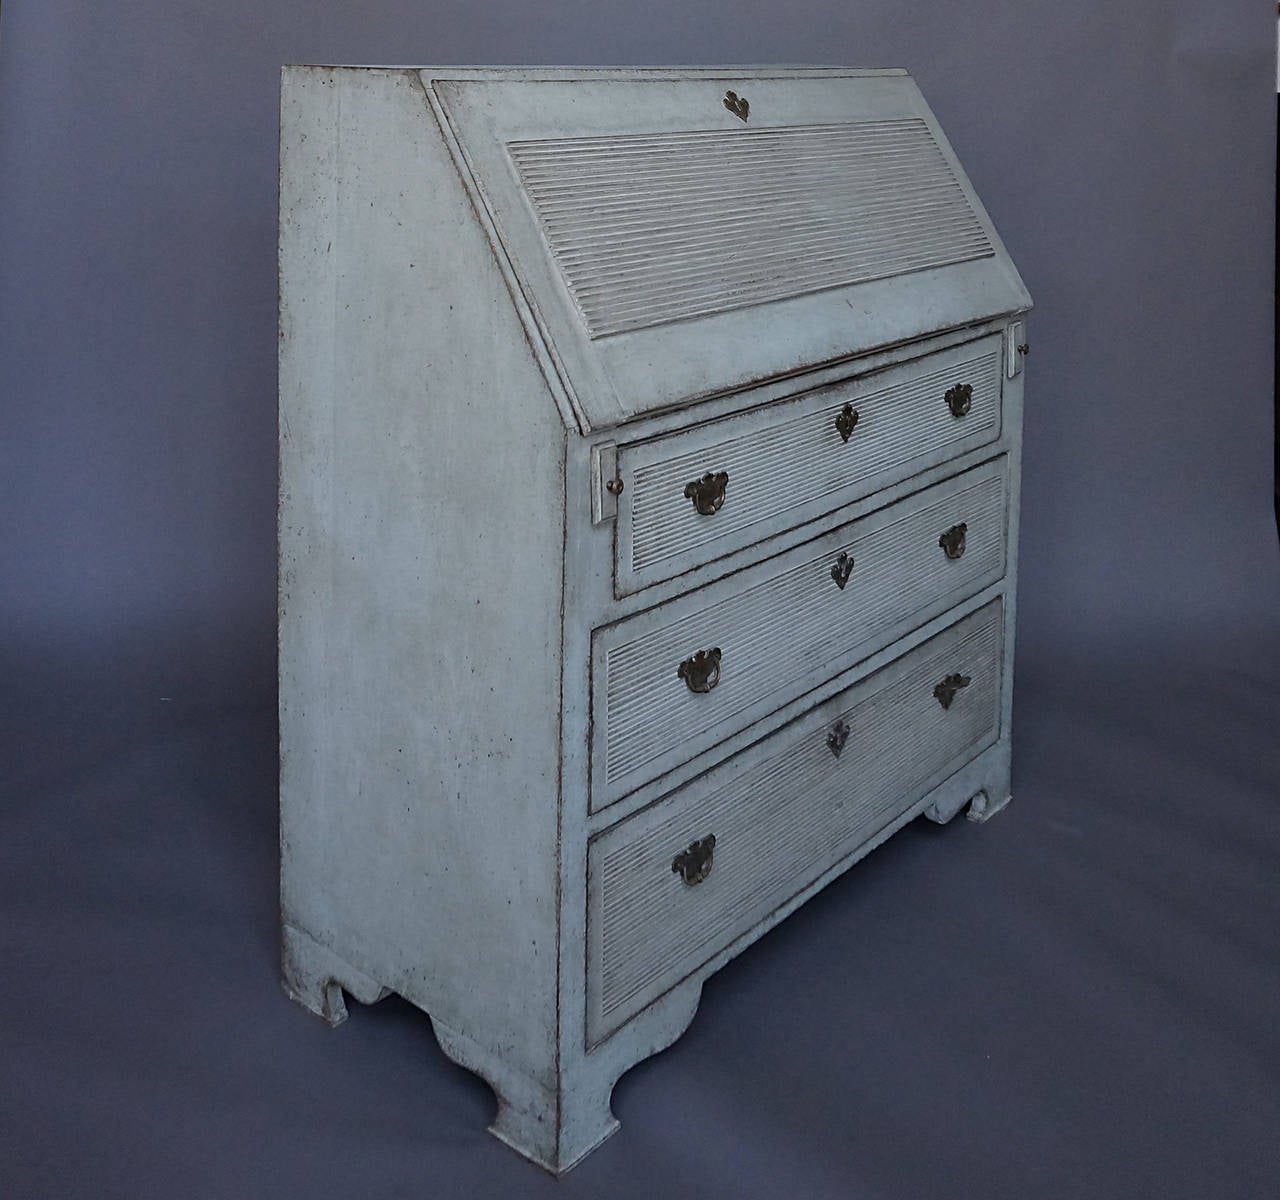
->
[[945, 383, 973, 418], [672, 834, 716, 885], [939, 522, 967, 560], [683, 471, 728, 516], [678, 647, 722, 694], [933, 672, 971, 710]]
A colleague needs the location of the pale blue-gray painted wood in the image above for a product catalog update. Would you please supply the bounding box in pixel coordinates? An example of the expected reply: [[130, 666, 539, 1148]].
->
[[278, 65, 1031, 1174]]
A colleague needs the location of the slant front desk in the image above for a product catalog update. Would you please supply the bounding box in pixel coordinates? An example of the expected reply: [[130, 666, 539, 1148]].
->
[[278, 65, 1032, 1173]]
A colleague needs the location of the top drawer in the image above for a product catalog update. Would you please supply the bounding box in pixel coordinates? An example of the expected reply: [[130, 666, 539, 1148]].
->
[[615, 335, 1003, 593], [432, 72, 1031, 429]]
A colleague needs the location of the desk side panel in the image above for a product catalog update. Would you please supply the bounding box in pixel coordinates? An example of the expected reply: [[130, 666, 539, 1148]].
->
[[278, 66, 566, 1092]]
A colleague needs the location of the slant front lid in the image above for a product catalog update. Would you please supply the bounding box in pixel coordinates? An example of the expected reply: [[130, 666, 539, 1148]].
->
[[431, 71, 1030, 431]]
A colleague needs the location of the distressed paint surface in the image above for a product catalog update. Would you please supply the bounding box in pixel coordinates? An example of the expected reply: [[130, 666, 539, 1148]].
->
[[278, 65, 1031, 1175], [278, 66, 565, 1120]]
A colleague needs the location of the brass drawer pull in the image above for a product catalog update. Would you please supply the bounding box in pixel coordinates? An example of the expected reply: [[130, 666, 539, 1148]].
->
[[945, 382, 973, 418], [830, 551, 854, 590], [933, 672, 971, 710], [835, 403, 859, 443], [672, 834, 716, 885], [938, 522, 967, 560], [826, 718, 850, 758], [683, 471, 729, 516], [677, 647, 722, 694]]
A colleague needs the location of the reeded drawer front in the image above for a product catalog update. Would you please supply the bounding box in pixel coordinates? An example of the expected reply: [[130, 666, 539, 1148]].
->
[[587, 600, 1005, 1044], [593, 457, 1007, 811], [614, 334, 1003, 593]]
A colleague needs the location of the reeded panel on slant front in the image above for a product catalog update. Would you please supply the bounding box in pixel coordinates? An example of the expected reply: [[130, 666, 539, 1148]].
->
[[433, 75, 1032, 426], [508, 120, 993, 338]]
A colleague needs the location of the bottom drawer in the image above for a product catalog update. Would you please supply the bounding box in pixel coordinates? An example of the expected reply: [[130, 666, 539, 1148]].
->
[[587, 599, 1005, 1044]]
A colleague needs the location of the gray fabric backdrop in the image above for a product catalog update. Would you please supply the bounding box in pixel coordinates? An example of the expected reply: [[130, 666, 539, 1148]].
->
[[2, 3, 1278, 1198]]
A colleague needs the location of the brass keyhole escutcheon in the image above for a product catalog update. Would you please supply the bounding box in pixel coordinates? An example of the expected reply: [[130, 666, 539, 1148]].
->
[[945, 383, 973, 418], [830, 551, 854, 590], [835, 403, 859, 443], [933, 672, 971, 710], [677, 647, 722, 694], [938, 522, 967, 560], [723, 91, 749, 122], [827, 719, 851, 759], [672, 834, 716, 885], [683, 471, 729, 516]]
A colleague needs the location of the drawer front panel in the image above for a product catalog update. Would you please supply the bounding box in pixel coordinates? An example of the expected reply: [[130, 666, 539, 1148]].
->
[[588, 600, 1004, 1043], [594, 458, 1007, 810], [616, 336, 1002, 593]]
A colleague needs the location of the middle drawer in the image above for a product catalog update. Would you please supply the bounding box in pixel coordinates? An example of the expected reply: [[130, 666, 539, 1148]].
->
[[591, 456, 1008, 811]]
